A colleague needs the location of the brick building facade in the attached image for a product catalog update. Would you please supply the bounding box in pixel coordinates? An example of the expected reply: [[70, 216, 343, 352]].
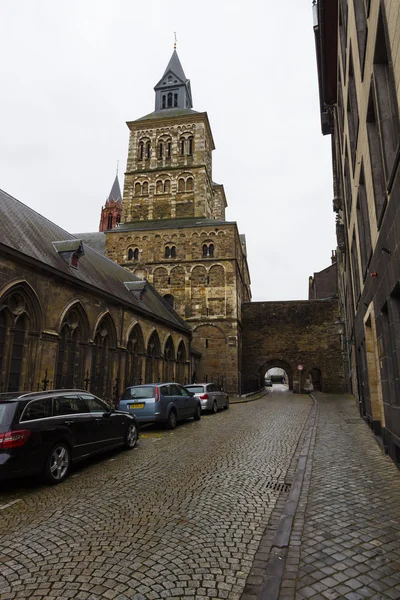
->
[[314, 0, 400, 466]]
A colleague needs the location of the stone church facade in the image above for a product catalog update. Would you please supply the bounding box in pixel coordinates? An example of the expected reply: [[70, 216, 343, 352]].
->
[[103, 50, 251, 393]]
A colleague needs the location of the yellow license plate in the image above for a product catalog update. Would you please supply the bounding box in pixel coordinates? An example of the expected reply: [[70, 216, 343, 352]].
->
[[130, 403, 145, 409]]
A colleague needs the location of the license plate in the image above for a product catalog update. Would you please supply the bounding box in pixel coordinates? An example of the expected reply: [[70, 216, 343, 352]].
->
[[130, 403, 145, 409]]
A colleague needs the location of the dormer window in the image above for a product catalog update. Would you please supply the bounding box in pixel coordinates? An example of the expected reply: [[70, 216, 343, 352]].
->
[[53, 240, 85, 270]]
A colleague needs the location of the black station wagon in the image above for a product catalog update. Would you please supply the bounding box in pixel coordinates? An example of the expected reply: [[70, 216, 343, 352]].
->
[[0, 390, 139, 484]]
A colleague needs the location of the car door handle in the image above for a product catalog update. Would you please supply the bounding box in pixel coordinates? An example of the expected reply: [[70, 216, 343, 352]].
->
[[65, 420, 74, 425]]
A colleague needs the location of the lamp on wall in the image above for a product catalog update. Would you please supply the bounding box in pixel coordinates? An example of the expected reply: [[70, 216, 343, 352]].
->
[[334, 317, 355, 344]]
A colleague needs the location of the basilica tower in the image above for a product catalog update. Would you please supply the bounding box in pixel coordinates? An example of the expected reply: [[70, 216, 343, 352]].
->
[[104, 48, 251, 393]]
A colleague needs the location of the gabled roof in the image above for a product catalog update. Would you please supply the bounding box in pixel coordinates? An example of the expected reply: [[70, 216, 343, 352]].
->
[[107, 175, 122, 202], [0, 188, 190, 332]]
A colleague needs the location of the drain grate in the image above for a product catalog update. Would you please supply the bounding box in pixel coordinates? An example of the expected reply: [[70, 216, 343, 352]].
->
[[265, 481, 291, 493]]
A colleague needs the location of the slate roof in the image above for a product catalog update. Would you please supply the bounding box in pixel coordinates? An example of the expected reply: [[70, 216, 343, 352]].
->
[[107, 176, 122, 202], [73, 231, 106, 255], [133, 108, 199, 123], [162, 49, 187, 83], [0, 188, 190, 332], [109, 217, 236, 233]]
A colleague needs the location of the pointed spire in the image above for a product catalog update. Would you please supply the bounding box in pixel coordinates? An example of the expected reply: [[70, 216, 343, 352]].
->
[[162, 49, 187, 83], [107, 175, 122, 203]]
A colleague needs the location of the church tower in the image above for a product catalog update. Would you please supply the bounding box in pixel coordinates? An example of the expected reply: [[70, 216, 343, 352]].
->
[[99, 175, 122, 232], [104, 48, 251, 393]]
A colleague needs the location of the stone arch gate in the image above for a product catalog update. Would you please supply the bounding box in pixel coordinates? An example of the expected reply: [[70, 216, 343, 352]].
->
[[241, 300, 345, 394]]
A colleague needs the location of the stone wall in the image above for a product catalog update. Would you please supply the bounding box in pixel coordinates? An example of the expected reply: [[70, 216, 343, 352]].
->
[[242, 300, 345, 393], [0, 254, 191, 401]]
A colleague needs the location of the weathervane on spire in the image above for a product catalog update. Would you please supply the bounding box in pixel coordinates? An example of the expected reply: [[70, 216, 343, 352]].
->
[[116, 160, 119, 177], [174, 32, 177, 49]]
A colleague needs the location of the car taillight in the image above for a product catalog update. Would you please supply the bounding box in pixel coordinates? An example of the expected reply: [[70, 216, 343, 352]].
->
[[0, 430, 31, 449], [155, 387, 160, 402], [199, 394, 209, 400]]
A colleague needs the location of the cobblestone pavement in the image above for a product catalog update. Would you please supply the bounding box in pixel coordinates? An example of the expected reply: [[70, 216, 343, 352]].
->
[[241, 393, 400, 600], [0, 393, 312, 600]]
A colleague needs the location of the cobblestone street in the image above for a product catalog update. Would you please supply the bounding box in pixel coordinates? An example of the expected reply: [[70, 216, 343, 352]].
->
[[0, 392, 312, 600]]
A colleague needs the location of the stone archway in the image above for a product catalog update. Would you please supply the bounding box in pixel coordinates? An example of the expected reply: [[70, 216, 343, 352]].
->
[[259, 359, 294, 391]]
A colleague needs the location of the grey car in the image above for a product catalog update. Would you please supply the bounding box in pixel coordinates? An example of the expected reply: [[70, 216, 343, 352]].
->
[[118, 383, 201, 429], [185, 383, 229, 413]]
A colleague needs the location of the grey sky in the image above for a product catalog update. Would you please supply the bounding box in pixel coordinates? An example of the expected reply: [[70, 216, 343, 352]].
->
[[0, 0, 335, 302]]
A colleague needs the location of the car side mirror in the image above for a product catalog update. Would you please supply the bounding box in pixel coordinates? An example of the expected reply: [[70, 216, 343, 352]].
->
[[189, 392, 195, 397]]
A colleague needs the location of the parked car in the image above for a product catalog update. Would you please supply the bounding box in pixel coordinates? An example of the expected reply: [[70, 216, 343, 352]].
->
[[185, 383, 229, 413], [118, 383, 201, 429], [0, 390, 139, 484], [265, 379, 273, 387]]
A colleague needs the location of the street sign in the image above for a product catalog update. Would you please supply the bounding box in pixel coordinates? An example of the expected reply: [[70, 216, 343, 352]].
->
[[297, 364, 304, 371]]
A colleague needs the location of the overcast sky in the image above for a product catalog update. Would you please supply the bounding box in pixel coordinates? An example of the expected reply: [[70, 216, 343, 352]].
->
[[0, 0, 336, 302]]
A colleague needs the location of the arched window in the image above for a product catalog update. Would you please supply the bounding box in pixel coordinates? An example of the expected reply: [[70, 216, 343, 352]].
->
[[107, 214, 113, 229], [8, 314, 27, 392], [180, 138, 185, 156], [202, 244, 208, 257], [145, 331, 161, 383], [138, 142, 144, 160], [162, 95, 166, 109], [186, 177, 194, 192], [146, 142, 151, 159], [209, 243, 214, 257], [165, 246, 171, 259], [163, 335, 175, 381], [176, 341, 187, 384], [167, 92, 173, 108], [156, 180, 163, 194], [167, 141, 172, 159], [56, 307, 86, 389], [133, 248, 139, 260], [171, 246, 176, 258], [188, 136, 194, 155], [116, 214, 121, 224], [125, 325, 144, 387], [174, 93, 178, 107], [128, 248, 134, 260], [134, 182, 141, 196], [0, 287, 41, 392], [178, 178, 185, 193], [158, 142, 163, 159], [164, 180, 171, 193], [163, 294, 175, 309], [91, 316, 116, 401], [142, 181, 149, 195]]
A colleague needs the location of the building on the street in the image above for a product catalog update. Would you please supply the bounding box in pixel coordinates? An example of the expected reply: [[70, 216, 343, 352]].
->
[[0, 188, 192, 402], [314, 0, 400, 464], [82, 49, 252, 393], [308, 251, 338, 300]]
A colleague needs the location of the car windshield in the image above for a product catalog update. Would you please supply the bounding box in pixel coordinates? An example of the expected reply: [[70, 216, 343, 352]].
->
[[122, 386, 156, 400], [186, 386, 204, 394], [0, 402, 17, 432]]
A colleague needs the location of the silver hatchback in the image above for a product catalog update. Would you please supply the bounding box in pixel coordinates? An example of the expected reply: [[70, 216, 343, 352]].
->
[[185, 383, 229, 413]]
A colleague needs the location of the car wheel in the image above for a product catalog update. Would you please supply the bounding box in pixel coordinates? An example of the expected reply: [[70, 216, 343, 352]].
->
[[166, 409, 177, 430], [224, 397, 230, 410], [194, 404, 201, 421], [124, 422, 138, 449], [44, 442, 70, 484], [212, 400, 218, 414]]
